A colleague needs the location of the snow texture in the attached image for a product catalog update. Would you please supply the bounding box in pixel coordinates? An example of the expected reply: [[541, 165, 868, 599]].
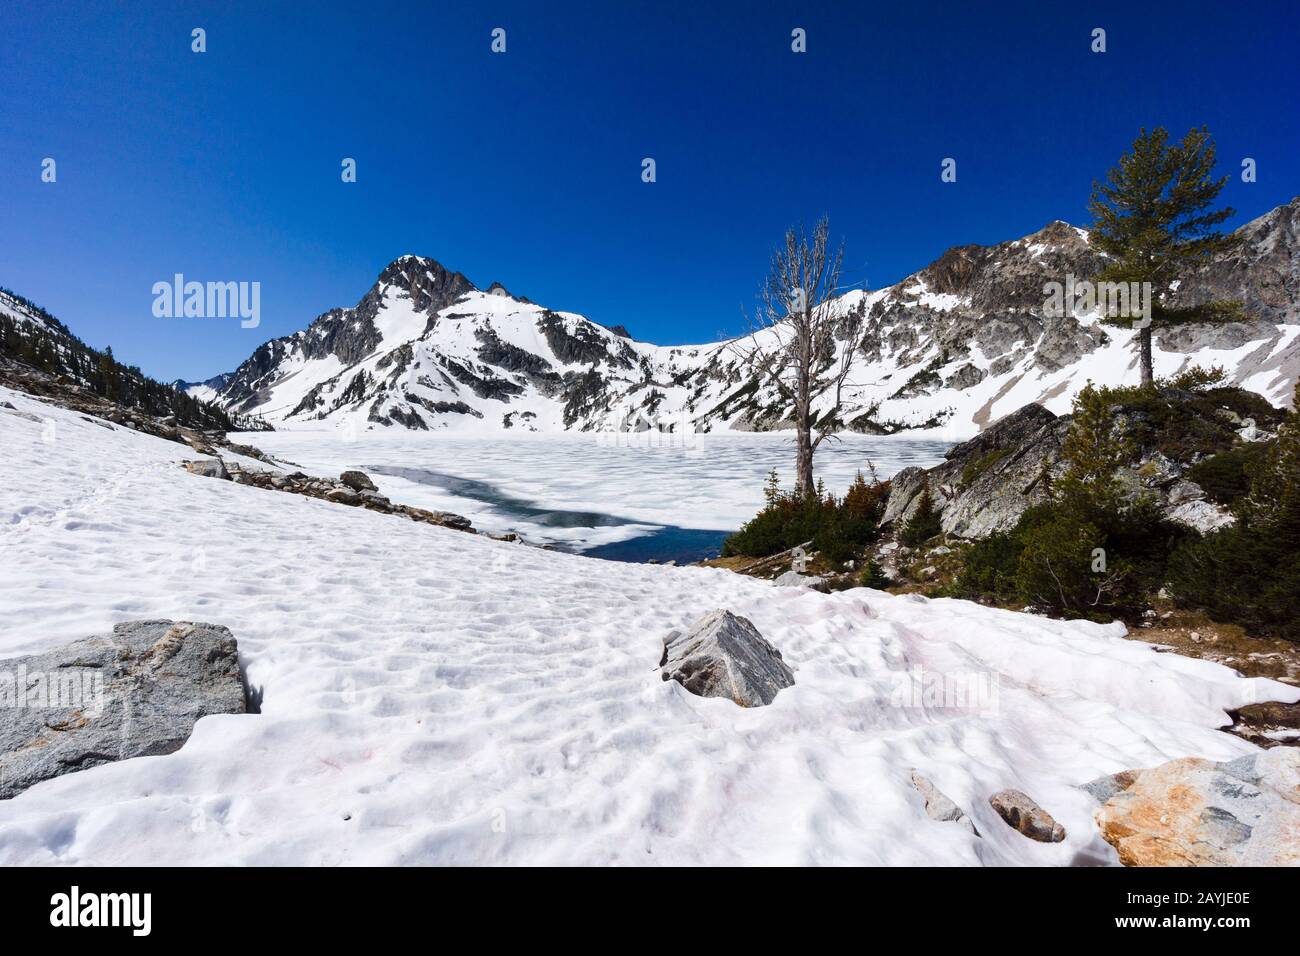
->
[[0, 387, 1296, 865]]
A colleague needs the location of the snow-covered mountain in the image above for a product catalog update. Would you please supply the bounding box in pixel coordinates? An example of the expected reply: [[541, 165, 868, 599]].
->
[[201, 197, 1300, 436], [170, 372, 233, 405]]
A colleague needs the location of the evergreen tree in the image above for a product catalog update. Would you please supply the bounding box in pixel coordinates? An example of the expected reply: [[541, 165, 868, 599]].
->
[[900, 482, 941, 547], [1089, 127, 1241, 386], [1168, 383, 1300, 641], [98, 345, 118, 401]]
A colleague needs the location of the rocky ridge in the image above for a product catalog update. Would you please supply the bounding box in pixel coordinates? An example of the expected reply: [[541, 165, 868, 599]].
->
[[188, 199, 1300, 436]]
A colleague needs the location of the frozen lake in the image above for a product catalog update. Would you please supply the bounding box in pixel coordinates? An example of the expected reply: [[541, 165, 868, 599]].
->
[[237, 430, 954, 560]]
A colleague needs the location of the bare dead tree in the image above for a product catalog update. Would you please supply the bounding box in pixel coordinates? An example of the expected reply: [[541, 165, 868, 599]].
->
[[733, 217, 864, 499]]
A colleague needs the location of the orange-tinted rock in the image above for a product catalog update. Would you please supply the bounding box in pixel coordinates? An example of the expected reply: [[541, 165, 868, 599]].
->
[[1095, 750, 1300, 866]]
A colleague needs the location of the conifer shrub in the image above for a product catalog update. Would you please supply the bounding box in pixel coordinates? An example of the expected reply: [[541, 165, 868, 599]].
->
[[899, 484, 941, 546], [1168, 384, 1300, 641], [1185, 440, 1271, 507], [953, 383, 1189, 620], [722, 468, 889, 562], [858, 559, 892, 589]]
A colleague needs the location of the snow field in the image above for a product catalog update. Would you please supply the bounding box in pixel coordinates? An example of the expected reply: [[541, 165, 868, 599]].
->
[[0, 387, 1295, 865]]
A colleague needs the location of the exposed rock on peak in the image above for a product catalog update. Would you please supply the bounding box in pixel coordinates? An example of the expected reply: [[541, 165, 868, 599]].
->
[[189, 198, 1300, 433]]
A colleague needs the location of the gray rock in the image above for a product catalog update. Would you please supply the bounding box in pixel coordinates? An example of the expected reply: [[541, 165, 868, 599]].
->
[[1079, 769, 1142, 805], [911, 771, 978, 834], [339, 470, 377, 492], [660, 609, 795, 707], [430, 510, 472, 530], [325, 487, 361, 505], [185, 458, 230, 480], [989, 788, 1066, 842], [1165, 497, 1235, 533], [0, 620, 247, 800], [882, 403, 1068, 538]]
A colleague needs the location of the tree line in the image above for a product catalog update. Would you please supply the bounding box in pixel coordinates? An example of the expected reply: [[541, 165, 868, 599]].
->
[[0, 289, 245, 432]]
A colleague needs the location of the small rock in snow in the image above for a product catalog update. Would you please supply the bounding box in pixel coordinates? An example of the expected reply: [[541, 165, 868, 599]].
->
[[185, 458, 230, 480], [989, 789, 1066, 842], [911, 771, 978, 834], [660, 609, 794, 707]]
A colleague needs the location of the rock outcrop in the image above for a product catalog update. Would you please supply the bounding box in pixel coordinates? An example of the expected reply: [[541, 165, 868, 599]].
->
[[1093, 750, 1300, 866], [183, 460, 478, 534], [883, 403, 1067, 537], [660, 610, 795, 707], [339, 470, 378, 492], [883, 386, 1285, 539], [0, 621, 248, 800]]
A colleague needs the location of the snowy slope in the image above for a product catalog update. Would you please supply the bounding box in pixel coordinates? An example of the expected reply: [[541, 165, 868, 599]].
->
[[198, 199, 1300, 437], [1, 387, 1295, 865]]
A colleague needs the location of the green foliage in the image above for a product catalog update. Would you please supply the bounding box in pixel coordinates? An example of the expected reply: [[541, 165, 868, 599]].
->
[[1168, 384, 1300, 641], [723, 468, 889, 562], [1017, 496, 1184, 620], [1089, 127, 1241, 384], [0, 289, 245, 432], [1089, 127, 1240, 323], [1169, 364, 1228, 391], [1060, 382, 1134, 499], [956, 526, 1027, 601], [953, 386, 1189, 620], [858, 559, 892, 589], [1185, 441, 1271, 507], [1070, 374, 1284, 466], [899, 484, 941, 547]]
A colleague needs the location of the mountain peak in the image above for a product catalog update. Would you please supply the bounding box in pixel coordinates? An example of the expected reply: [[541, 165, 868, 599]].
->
[[377, 254, 475, 292]]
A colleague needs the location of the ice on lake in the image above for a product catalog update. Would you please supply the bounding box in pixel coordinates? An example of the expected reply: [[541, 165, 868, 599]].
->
[[240, 431, 954, 557]]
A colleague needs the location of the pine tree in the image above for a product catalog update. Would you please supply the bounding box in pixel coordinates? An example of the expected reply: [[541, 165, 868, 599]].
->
[[1089, 127, 1241, 386], [1055, 382, 1134, 512], [762, 468, 782, 506], [900, 482, 941, 547], [98, 345, 118, 401]]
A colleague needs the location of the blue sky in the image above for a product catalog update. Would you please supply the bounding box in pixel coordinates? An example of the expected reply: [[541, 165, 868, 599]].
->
[[2, 0, 1297, 381]]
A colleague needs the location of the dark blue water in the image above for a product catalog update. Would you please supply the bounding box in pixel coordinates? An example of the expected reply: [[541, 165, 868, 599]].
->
[[366, 465, 732, 564], [583, 527, 732, 564]]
